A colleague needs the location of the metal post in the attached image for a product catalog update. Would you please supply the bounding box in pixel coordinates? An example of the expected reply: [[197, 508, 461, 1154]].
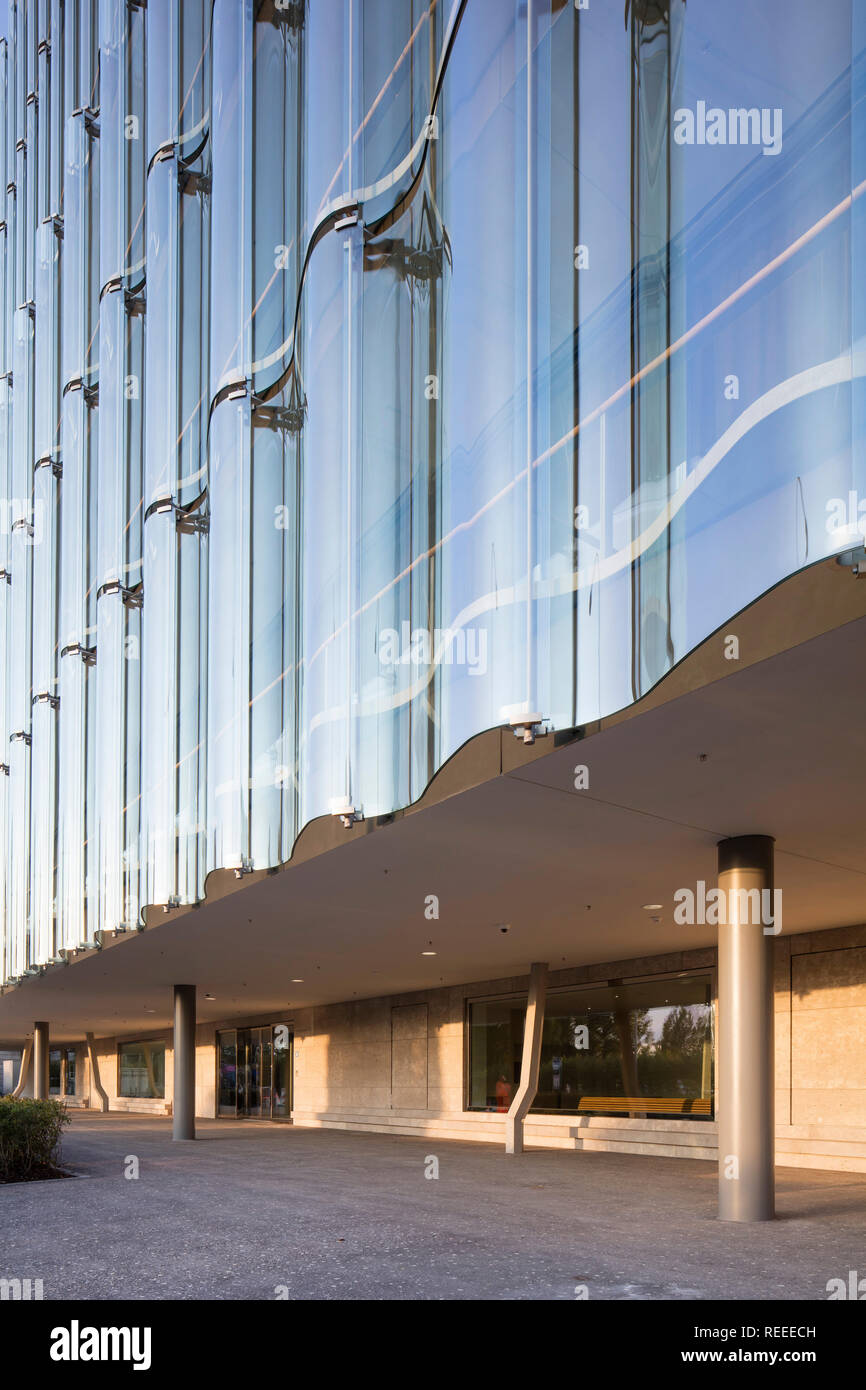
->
[[33, 1022, 49, 1100], [717, 835, 775, 1222], [172, 985, 196, 1141], [505, 962, 548, 1154]]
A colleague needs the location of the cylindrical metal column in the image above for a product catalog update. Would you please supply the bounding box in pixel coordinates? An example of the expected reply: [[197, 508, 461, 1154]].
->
[[172, 985, 196, 1141], [717, 835, 775, 1222], [33, 1021, 49, 1099]]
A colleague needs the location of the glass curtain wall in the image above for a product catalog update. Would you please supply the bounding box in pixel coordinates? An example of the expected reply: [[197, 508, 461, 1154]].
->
[[0, 1, 863, 978]]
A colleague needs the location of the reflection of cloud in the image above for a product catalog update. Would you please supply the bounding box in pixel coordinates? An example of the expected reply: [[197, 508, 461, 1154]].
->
[[307, 352, 858, 733], [559, 351, 857, 595]]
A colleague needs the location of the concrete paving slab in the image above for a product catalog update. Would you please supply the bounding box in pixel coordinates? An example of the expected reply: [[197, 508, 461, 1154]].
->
[[2, 1115, 864, 1301]]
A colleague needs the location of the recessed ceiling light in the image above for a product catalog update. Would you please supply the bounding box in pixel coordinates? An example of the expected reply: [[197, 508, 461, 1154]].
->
[[421, 951, 437, 957], [291, 978, 304, 983], [204, 993, 215, 1000], [642, 903, 663, 911]]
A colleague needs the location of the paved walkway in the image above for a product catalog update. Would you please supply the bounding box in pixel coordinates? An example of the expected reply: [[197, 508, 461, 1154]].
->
[[3, 1115, 864, 1300]]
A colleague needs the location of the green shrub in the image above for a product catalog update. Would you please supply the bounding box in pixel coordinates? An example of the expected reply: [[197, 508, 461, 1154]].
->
[[0, 1097, 70, 1182]]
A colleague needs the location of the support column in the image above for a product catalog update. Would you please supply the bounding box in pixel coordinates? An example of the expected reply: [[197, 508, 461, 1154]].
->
[[172, 985, 196, 1141], [33, 1022, 49, 1100], [717, 835, 775, 1222], [11, 1039, 32, 1097], [85, 1032, 110, 1112], [505, 962, 548, 1154]]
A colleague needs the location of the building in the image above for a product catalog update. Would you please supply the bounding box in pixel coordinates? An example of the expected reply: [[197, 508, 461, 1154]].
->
[[0, 0, 865, 1223]]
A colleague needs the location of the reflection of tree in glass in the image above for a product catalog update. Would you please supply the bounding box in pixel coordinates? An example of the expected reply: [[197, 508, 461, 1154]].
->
[[660, 1004, 708, 1057], [631, 1010, 653, 1052], [541, 1009, 652, 1056]]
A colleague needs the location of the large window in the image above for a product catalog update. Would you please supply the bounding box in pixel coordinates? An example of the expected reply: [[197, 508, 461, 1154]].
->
[[468, 975, 714, 1119], [118, 1040, 166, 1099]]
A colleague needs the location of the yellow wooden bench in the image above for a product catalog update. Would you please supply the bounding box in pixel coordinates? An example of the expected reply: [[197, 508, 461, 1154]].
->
[[575, 1096, 712, 1116]]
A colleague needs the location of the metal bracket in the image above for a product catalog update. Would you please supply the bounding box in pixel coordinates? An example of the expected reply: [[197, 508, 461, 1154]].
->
[[251, 399, 306, 435], [32, 692, 60, 710], [176, 510, 209, 536], [334, 207, 361, 232], [9, 731, 32, 746], [60, 643, 97, 667], [269, 1, 305, 31], [35, 451, 62, 477], [98, 578, 144, 610], [836, 544, 866, 577], [83, 383, 99, 408], [179, 168, 211, 197], [364, 237, 444, 283], [11, 518, 34, 538], [507, 713, 549, 746], [124, 289, 145, 317]]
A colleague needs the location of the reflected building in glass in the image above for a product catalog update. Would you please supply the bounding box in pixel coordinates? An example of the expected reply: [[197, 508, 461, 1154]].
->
[[1, 1, 865, 1204]]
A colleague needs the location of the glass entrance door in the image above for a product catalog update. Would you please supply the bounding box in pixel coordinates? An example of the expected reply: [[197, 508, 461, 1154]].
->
[[218, 1030, 237, 1115], [218, 1025, 292, 1119]]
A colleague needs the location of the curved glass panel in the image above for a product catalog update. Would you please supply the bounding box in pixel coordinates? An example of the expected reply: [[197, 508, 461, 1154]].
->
[[98, 0, 124, 287], [145, 0, 177, 160], [206, 396, 251, 871], [143, 158, 178, 506], [210, 0, 252, 396]]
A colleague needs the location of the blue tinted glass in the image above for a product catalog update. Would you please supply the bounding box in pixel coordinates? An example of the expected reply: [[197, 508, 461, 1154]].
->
[[0, 0, 861, 975]]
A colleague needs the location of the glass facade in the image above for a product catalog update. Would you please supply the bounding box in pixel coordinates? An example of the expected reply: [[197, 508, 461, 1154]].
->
[[0, 2, 864, 980], [468, 975, 714, 1118]]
